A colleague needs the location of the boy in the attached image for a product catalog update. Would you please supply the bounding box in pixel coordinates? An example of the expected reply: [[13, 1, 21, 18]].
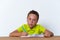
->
[[9, 10, 54, 37]]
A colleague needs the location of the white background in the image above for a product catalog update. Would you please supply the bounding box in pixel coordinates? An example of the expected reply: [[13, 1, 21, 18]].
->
[[0, 0, 60, 36]]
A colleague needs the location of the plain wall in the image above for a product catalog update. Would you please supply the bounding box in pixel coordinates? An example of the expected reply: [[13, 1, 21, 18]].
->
[[0, 0, 60, 36]]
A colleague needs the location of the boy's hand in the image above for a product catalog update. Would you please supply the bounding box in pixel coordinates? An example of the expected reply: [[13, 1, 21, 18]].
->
[[21, 32, 28, 36], [44, 30, 54, 37]]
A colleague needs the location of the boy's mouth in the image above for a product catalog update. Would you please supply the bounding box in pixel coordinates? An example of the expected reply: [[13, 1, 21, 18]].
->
[[29, 24, 33, 26], [29, 24, 34, 28]]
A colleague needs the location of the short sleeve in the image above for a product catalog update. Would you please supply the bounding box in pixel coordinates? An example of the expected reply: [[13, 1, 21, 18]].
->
[[17, 25, 23, 32], [39, 25, 46, 33]]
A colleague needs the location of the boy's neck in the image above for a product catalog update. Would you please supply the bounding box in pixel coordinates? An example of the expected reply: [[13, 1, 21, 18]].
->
[[30, 25, 36, 29]]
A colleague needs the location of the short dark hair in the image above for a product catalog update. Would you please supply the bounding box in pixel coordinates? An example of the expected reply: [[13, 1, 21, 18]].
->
[[27, 10, 39, 20]]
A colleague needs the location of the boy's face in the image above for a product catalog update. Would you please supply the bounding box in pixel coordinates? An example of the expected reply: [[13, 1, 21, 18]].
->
[[27, 13, 38, 28]]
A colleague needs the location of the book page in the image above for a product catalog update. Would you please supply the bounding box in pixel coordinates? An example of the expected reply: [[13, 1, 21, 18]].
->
[[21, 34, 44, 37]]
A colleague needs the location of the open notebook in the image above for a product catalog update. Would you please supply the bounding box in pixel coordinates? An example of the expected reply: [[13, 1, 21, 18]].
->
[[21, 34, 44, 37]]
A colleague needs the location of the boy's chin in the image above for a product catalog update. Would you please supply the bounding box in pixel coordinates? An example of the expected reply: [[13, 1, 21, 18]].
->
[[30, 26, 34, 29]]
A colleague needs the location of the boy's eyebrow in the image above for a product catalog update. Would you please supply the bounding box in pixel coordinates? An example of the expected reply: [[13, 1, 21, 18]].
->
[[22, 26, 26, 32]]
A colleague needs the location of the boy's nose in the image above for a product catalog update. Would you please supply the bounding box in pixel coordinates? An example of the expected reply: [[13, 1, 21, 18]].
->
[[30, 20, 33, 23]]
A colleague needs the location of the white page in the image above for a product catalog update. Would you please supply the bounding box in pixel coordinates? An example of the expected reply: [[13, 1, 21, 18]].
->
[[21, 34, 44, 37]]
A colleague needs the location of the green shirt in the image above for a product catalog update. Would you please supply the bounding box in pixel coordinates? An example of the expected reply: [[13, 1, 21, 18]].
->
[[17, 24, 46, 35]]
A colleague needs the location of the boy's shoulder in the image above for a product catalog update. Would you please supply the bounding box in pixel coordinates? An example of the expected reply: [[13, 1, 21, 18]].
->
[[21, 24, 27, 26], [36, 24, 43, 26], [21, 24, 28, 28]]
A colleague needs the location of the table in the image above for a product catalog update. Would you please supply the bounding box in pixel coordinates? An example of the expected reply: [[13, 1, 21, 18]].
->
[[0, 36, 60, 40]]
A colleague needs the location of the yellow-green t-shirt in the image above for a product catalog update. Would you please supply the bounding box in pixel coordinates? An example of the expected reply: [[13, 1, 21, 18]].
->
[[17, 24, 46, 35]]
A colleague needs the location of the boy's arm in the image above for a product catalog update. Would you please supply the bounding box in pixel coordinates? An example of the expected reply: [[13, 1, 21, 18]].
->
[[9, 30, 22, 37], [9, 30, 28, 37], [44, 29, 54, 37]]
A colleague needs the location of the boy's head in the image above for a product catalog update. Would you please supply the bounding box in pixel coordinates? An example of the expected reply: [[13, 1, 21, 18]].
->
[[27, 10, 39, 28]]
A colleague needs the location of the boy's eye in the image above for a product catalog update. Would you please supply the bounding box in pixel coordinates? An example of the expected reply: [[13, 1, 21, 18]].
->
[[33, 19, 36, 21], [28, 18, 37, 21], [30, 19, 36, 21], [29, 18, 31, 20]]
